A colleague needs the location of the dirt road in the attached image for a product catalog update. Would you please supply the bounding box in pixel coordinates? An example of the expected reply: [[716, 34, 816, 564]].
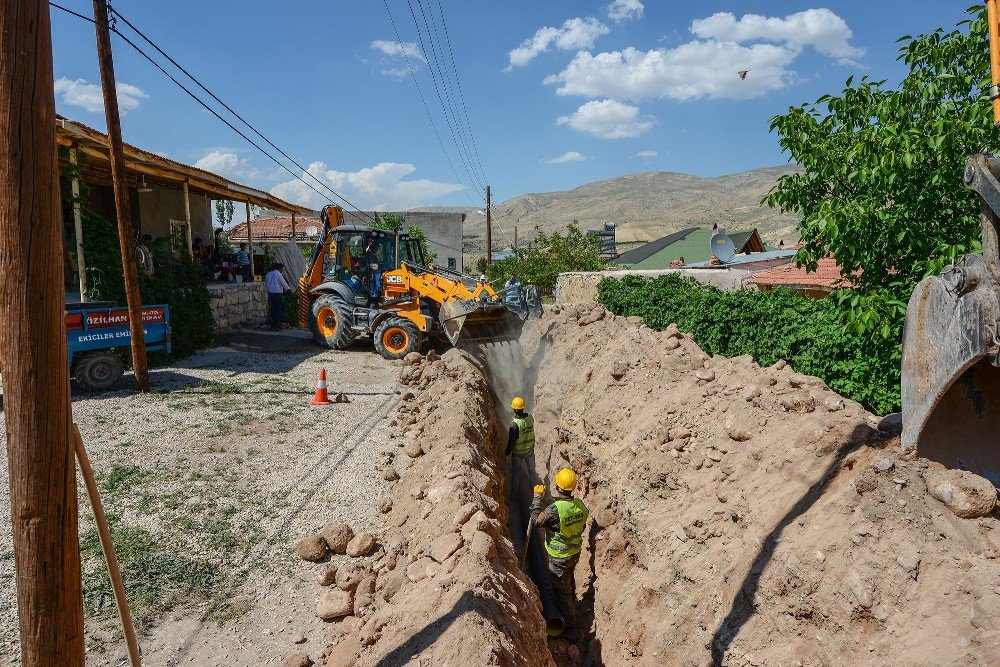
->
[[0, 330, 400, 666]]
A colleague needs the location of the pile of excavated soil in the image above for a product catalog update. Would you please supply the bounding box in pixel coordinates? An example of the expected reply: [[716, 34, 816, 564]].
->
[[521, 306, 999, 666], [285, 349, 555, 667], [285, 307, 998, 667]]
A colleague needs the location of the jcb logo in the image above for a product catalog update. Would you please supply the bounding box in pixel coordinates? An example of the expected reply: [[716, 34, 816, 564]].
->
[[385, 275, 404, 284]]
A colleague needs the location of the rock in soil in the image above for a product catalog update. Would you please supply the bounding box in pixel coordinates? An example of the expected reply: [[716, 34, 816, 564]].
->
[[346, 531, 376, 557], [926, 468, 998, 518], [296, 535, 328, 562], [315, 590, 353, 620], [280, 651, 312, 667], [316, 564, 338, 586], [321, 523, 354, 555]]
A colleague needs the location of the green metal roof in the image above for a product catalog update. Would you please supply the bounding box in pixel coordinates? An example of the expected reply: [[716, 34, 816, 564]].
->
[[617, 228, 761, 269]]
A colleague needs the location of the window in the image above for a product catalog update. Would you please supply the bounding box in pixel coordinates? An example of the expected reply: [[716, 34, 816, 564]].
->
[[447, 257, 456, 270]]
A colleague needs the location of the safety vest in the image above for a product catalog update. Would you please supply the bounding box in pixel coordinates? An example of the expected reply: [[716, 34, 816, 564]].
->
[[545, 498, 589, 559], [512, 414, 535, 455]]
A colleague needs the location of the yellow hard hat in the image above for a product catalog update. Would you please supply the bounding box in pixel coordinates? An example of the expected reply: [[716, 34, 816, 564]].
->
[[511, 396, 525, 410], [555, 468, 577, 492]]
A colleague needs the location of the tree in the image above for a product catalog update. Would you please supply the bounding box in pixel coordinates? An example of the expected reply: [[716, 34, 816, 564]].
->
[[214, 199, 234, 228], [479, 223, 604, 294], [766, 5, 993, 335]]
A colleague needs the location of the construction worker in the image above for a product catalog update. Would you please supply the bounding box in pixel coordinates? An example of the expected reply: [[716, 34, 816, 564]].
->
[[505, 396, 537, 502], [532, 468, 589, 641]]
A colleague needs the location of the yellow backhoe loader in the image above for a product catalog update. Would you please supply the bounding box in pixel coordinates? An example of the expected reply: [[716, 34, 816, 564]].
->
[[298, 205, 541, 359], [901, 0, 1000, 486]]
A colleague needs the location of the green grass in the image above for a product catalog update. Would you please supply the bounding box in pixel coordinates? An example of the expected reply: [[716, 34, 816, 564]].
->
[[80, 519, 222, 633]]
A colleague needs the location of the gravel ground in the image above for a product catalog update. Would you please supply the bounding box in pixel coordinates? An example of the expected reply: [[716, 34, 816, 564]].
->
[[0, 331, 401, 665]]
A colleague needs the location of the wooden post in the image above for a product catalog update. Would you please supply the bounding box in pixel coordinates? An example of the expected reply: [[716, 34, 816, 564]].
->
[[514, 225, 518, 252], [246, 200, 255, 279], [0, 1, 86, 664], [92, 0, 149, 392], [182, 179, 193, 255], [485, 185, 492, 270], [291, 211, 297, 241], [70, 147, 87, 299]]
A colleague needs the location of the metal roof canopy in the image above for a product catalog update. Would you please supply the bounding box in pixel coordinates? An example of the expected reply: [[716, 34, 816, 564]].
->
[[55, 116, 313, 214]]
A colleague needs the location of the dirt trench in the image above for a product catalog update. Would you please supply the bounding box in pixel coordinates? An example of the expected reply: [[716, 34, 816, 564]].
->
[[291, 306, 999, 667]]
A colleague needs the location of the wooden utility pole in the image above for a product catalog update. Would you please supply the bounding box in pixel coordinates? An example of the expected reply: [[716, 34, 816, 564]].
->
[[0, 1, 86, 664], [485, 185, 492, 270], [92, 0, 149, 391], [70, 147, 87, 298], [246, 200, 255, 279], [514, 225, 518, 251]]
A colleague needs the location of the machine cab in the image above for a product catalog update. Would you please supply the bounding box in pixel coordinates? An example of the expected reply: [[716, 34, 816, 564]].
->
[[323, 225, 426, 302]]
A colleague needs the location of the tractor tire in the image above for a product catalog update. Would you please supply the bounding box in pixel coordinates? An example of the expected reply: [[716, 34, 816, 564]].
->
[[310, 295, 356, 350], [374, 317, 421, 360], [75, 351, 124, 392]]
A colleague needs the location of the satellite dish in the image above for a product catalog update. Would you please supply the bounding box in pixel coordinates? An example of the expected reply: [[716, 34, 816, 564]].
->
[[305, 225, 319, 237], [710, 233, 737, 264]]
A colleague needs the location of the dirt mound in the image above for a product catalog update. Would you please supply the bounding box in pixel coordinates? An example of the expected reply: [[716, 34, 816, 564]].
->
[[289, 349, 554, 667], [521, 306, 999, 666]]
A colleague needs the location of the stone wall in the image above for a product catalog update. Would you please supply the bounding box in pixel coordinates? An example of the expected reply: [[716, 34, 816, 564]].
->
[[208, 282, 269, 330]]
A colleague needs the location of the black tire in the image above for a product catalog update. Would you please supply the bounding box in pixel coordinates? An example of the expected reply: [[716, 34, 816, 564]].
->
[[374, 317, 421, 360], [310, 295, 356, 349], [75, 351, 124, 392]]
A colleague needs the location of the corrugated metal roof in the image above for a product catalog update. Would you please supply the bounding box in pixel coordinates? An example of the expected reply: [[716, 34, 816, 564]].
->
[[616, 227, 700, 265], [686, 249, 797, 267]]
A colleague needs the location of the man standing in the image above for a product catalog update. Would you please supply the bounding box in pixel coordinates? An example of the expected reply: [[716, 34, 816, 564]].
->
[[531, 468, 589, 641], [504, 273, 521, 303], [236, 242, 251, 282], [264, 263, 291, 330], [505, 396, 537, 500]]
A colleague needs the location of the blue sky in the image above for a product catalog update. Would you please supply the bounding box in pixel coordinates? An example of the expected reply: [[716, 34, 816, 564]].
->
[[50, 1, 969, 213]]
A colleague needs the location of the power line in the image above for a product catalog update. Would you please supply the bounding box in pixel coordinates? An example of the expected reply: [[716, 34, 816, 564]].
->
[[434, 0, 488, 186], [412, 0, 485, 189], [404, 0, 484, 194], [105, 5, 379, 224], [380, 0, 482, 213]]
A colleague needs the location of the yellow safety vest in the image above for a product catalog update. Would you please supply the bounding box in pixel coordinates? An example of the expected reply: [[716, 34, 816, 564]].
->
[[512, 414, 535, 455], [545, 498, 589, 559]]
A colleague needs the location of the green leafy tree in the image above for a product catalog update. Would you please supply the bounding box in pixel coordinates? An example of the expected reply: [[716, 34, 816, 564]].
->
[[766, 5, 993, 335], [480, 223, 604, 294], [214, 199, 234, 228]]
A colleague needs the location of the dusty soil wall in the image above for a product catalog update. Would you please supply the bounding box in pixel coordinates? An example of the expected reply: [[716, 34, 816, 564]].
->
[[520, 306, 999, 666], [299, 349, 555, 667]]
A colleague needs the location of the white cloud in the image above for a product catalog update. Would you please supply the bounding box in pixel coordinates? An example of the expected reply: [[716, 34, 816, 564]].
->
[[542, 151, 587, 164], [194, 151, 260, 181], [606, 0, 644, 22], [270, 161, 462, 210], [691, 9, 864, 63], [370, 40, 425, 77], [507, 17, 610, 69], [556, 100, 655, 139], [371, 40, 425, 62], [54, 77, 148, 114], [632, 150, 657, 158], [544, 8, 862, 102]]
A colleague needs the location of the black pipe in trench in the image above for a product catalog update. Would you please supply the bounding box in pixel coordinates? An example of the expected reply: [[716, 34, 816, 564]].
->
[[506, 454, 565, 636]]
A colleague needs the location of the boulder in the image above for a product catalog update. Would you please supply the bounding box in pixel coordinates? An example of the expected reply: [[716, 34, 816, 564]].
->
[[429, 532, 463, 563], [296, 535, 328, 562], [926, 468, 997, 518], [321, 524, 354, 555], [316, 564, 338, 586], [403, 352, 423, 366], [280, 652, 313, 667]]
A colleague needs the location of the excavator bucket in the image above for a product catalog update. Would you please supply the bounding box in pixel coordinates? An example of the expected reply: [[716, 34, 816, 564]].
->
[[440, 285, 543, 347], [901, 154, 1000, 487]]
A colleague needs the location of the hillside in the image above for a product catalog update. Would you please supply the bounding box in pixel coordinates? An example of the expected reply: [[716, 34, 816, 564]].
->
[[456, 165, 802, 257]]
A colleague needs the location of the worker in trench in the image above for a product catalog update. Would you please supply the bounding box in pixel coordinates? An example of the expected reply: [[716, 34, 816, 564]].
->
[[532, 468, 589, 641], [505, 396, 539, 503]]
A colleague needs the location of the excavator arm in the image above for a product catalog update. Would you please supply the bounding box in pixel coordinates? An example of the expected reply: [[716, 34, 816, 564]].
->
[[298, 205, 345, 327], [900, 4, 1000, 486]]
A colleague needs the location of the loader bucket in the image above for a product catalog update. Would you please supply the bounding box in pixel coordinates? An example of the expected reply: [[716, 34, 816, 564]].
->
[[901, 153, 1000, 487], [440, 300, 527, 346]]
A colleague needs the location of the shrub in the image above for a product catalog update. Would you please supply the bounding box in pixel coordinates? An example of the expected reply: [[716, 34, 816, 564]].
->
[[597, 274, 901, 415]]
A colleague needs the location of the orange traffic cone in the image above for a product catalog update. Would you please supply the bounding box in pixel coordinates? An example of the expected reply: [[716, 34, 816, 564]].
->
[[310, 368, 332, 405]]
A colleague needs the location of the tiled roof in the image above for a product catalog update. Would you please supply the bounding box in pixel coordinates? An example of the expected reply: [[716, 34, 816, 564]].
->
[[750, 256, 858, 290], [228, 216, 320, 242]]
